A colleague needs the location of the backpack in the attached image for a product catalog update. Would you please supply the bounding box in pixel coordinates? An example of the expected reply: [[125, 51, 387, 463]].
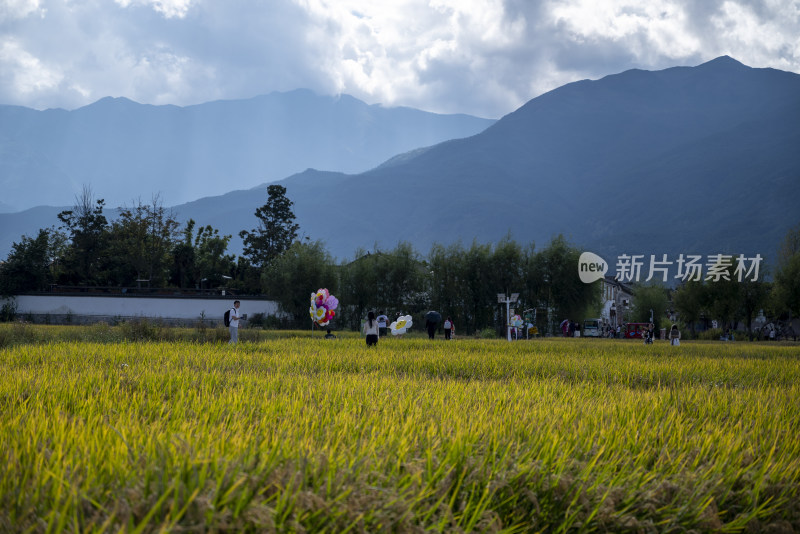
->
[[224, 309, 231, 327], [444, 320, 452, 329]]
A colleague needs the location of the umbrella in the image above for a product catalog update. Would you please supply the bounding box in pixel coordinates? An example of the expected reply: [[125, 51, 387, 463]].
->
[[425, 311, 442, 323], [560, 319, 569, 329]]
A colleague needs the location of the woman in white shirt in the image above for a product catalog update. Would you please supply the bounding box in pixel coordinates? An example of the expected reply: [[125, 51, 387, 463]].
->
[[363, 310, 380, 346]]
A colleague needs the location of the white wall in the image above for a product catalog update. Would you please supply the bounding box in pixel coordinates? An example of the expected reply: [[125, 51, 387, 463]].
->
[[4, 295, 279, 324]]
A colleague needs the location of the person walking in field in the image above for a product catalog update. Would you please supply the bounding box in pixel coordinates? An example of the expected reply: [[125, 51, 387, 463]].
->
[[669, 324, 681, 346], [228, 300, 241, 344], [377, 311, 389, 337], [443, 317, 454, 340], [363, 310, 380, 347]]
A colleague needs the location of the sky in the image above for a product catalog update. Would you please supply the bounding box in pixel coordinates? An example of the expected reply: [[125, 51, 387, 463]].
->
[[1, 0, 799, 118]]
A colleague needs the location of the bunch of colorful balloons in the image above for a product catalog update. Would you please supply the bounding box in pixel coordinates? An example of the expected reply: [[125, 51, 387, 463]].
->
[[390, 315, 413, 335], [310, 288, 338, 326], [510, 314, 524, 328]]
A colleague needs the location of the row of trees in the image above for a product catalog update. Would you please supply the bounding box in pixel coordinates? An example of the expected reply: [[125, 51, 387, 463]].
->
[[632, 224, 800, 338], [263, 236, 601, 334], [0, 185, 293, 295], [4, 183, 796, 335], [0, 185, 601, 333], [678, 225, 800, 336]]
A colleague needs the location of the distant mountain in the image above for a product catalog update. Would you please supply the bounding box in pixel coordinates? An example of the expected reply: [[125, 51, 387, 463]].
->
[[276, 56, 799, 265], [3, 57, 799, 272], [0, 89, 495, 212]]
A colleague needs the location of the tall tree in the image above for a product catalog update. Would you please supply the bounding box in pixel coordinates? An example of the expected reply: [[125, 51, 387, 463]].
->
[[773, 224, 800, 319], [106, 196, 180, 287], [170, 219, 235, 289], [630, 283, 670, 331], [263, 240, 337, 327], [57, 186, 109, 285], [0, 228, 61, 295], [239, 185, 300, 269], [529, 235, 600, 332], [672, 280, 707, 338]]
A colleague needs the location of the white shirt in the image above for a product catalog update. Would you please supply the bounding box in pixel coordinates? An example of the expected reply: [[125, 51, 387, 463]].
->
[[230, 306, 241, 327], [363, 319, 380, 336]]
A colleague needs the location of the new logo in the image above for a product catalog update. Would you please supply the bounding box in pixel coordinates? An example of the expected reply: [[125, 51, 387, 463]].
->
[[578, 252, 608, 283]]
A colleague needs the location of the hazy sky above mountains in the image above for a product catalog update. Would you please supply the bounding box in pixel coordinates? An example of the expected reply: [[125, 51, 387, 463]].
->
[[1, 0, 799, 118]]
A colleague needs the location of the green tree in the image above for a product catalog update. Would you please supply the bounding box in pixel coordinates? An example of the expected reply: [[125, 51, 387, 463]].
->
[[630, 283, 669, 331], [528, 235, 600, 333], [106, 197, 180, 287], [56, 186, 109, 285], [0, 228, 62, 295], [428, 242, 468, 332], [239, 185, 300, 269], [773, 224, 800, 318], [672, 280, 707, 338], [705, 262, 742, 332], [170, 219, 235, 290], [739, 278, 771, 339], [263, 241, 337, 327]]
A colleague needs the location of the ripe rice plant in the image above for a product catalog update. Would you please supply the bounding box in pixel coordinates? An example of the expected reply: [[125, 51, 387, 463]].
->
[[1, 333, 798, 532]]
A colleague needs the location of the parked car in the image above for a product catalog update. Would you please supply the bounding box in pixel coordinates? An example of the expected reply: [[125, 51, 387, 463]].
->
[[583, 318, 602, 337]]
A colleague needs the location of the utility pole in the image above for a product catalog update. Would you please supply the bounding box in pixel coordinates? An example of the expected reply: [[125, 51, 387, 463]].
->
[[497, 292, 519, 341]]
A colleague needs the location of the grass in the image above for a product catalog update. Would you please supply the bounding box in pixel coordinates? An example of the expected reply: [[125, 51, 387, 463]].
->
[[0, 326, 799, 532]]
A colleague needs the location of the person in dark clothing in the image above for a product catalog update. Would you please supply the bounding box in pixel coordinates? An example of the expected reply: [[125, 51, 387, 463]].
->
[[425, 319, 436, 339]]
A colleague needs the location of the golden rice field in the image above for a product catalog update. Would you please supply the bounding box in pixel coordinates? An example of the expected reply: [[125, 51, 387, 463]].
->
[[1, 324, 799, 533]]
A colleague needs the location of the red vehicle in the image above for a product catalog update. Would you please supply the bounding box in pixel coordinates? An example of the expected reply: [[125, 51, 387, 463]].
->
[[625, 323, 651, 339]]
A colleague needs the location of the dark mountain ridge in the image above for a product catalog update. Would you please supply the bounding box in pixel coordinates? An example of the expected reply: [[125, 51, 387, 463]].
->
[[2, 57, 798, 272]]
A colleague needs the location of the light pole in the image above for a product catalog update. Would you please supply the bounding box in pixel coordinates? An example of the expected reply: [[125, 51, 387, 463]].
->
[[497, 292, 519, 341]]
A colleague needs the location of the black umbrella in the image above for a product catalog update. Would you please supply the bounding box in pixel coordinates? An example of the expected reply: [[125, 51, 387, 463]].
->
[[425, 311, 442, 323]]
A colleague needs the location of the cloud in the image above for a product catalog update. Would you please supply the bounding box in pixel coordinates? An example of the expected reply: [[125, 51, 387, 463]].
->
[[0, 0, 798, 117], [0, 38, 62, 96], [113, 0, 194, 19], [0, 0, 45, 22]]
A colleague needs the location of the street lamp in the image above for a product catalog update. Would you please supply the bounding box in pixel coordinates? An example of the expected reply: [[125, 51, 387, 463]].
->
[[497, 292, 519, 341]]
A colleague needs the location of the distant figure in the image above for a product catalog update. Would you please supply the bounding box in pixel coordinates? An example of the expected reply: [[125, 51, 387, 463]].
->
[[644, 323, 655, 345], [426, 318, 437, 339], [377, 311, 389, 337], [443, 317, 453, 340], [363, 311, 379, 347], [669, 324, 681, 346], [560, 319, 569, 337], [228, 300, 241, 344], [324, 328, 337, 340], [616, 325, 621, 338]]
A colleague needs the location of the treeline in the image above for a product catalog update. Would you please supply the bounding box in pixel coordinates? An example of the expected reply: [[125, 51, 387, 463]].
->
[[0, 185, 599, 334], [3, 184, 797, 335], [670, 224, 800, 337], [263, 236, 600, 334]]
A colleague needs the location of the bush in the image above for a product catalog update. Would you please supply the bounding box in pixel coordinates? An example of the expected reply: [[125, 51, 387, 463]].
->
[[1, 300, 17, 322], [479, 327, 496, 339], [118, 318, 165, 341]]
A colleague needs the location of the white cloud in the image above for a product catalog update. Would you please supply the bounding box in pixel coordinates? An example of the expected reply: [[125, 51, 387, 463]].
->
[[0, 0, 45, 22], [113, 0, 193, 19], [0, 38, 62, 95], [550, 1, 702, 59], [710, 1, 800, 72], [0, 0, 797, 116]]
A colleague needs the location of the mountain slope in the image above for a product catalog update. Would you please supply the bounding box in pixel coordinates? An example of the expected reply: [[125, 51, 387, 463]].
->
[[276, 56, 800, 264], [2, 57, 798, 270], [0, 90, 494, 212]]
